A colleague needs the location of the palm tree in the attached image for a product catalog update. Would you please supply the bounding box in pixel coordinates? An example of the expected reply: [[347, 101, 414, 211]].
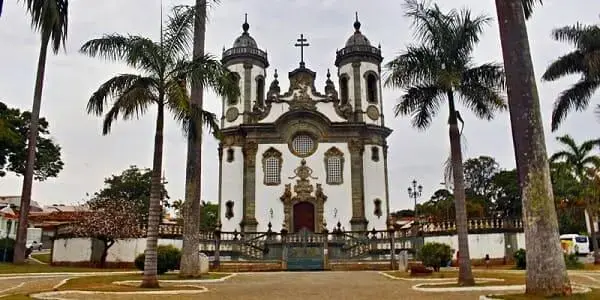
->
[[180, 0, 207, 278], [494, 0, 572, 295], [385, 0, 506, 286], [13, 0, 69, 264], [542, 24, 600, 131], [550, 135, 600, 180], [80, 7, 237, 288], [583, 168, 600, 263]]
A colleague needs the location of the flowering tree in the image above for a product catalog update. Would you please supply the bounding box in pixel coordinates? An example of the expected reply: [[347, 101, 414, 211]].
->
[[70, 198, 144, 267]]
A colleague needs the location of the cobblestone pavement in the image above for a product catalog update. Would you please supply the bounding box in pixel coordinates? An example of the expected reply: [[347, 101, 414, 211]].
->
[[5, 270, 600, 300]]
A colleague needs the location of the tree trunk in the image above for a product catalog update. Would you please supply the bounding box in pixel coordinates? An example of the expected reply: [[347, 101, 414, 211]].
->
[[447, 92, 474, 286], [590, 213, 600, 264], [100, 239, 114, 268], [495, 0, 572, 296], [140, 102, 165, 288], [180, 0, 206, 278], [14, 34, 50, 264]]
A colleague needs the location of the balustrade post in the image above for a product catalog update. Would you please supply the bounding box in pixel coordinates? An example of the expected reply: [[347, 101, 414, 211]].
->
[[323, 226, 329, 270]]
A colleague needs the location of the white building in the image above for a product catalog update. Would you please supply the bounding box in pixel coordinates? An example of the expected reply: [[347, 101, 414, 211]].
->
[[218, 16, 392, 233]]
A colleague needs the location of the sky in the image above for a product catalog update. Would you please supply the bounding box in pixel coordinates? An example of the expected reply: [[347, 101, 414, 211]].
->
[[0, 0, 599, 212]]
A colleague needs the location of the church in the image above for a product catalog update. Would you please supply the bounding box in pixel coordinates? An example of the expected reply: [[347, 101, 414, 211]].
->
[[217, 15, 392, 234]]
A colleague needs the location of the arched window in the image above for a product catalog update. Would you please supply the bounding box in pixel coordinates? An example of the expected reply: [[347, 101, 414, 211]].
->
[[324, 147, 344, 185], [340, 76, 349, 104], [228, 73, 241, 105], [256, 76, 265, 106], [366, 73, 378, 103], [262, 147, 282, 185]]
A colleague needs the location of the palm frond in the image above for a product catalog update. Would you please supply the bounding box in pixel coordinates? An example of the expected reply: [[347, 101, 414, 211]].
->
[[542, 51, 585, 81], [552, 23, 592, 47], [395, 85, 444, 130], [165, 79, 219, 138], [581, 156, 600, 169], [521, 0, 543, 20], [452, 7, 491, 60], [86, 74, 145, 116], [101, 76, 158, 135], [162, 5, 196, 60], [556, 135, 580, 154], [80, 34, 162, 73], [581, 138, 600, 152], [403, 0, 454, 49], [457, 63, 506, 120], [24, 0, 69, 53], [551, 78, 600, 131], [384, 46, 441, 88], [170, 54, 239, 100], [549, 150, 576, 164]]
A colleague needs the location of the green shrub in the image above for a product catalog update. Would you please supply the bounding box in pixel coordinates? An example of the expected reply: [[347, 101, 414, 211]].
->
[[514, 248, 526, 270], [564, 253, 583, 270], [134, 245, 181, 274], [0, 238, 15, 262], [417, 242, 453, 272]]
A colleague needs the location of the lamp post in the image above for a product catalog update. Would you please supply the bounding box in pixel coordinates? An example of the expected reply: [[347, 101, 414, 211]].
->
[[3, 220, 12, 262], [408, 180, 423, 224]]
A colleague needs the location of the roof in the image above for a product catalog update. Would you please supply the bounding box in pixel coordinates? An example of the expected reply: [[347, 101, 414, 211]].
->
[[0, 195, 43, 212], [344, 17, 371, 47]]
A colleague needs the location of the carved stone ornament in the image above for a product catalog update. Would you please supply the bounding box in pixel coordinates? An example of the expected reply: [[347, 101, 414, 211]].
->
[[348, 138, 364, 155], [280, 159, 327, 233], [289, 85, 317, 111], [225, 107, 239, 122], [366, 105, 380, 121]]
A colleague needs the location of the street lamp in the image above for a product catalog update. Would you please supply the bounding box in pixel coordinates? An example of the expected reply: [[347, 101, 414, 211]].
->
[[408, 180, 423, 224]]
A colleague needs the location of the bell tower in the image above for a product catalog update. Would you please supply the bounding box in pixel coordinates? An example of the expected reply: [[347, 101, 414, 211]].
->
[[335, 13, 384, 125], [222, 14, 269, 128]]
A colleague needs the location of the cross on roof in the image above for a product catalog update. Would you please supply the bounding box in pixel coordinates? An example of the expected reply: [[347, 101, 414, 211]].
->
[[294, 34, 310, 68]]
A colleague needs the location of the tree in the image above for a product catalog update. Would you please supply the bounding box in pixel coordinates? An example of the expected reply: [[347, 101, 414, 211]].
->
[[385, 0, 506, 286], [542, 23, 600, 131], [80, 6, 238, 288], [70, 198, 144, 267], [550, 135, 600, 181], [0, 102, 63, 180], [490, 169, 521, 218], [464, 156, 501, 216], [180, 0, 207, 278], [582, 168, 600, 263], [93, 166, 169, 222], [418, 242, 453, 272], [199, 201, 217, 231], [494, 0, 572, 295], [14, 0, 69, 264]]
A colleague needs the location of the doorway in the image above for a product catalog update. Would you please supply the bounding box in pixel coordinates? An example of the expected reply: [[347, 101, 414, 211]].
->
[[293, 202, 315, 232]]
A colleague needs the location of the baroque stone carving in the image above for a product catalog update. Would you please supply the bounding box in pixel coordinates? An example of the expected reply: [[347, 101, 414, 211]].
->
[[280, 159, 326, 233], [348, 138, 364, 155], [243, 141, 259, 167], [225, 107, 239, 122], [366, 105, 380, 121]]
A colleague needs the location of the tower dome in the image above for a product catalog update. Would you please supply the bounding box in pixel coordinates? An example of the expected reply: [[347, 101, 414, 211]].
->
[[222, 14, 269, 68], [335, 13, 382, 67], [345, 15, 371, 47]]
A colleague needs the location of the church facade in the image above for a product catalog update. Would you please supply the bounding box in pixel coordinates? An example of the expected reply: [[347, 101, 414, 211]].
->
[[217, 16, 392, 234]]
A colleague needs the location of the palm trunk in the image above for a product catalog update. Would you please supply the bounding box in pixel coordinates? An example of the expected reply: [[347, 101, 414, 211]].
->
[[590, 212, 600, 264], [447, 92, 474, 286], [495, 0, 571, 296], [180, 0, 206, 277], [14, 34, 50, 264], [140, 102, 165, 288]]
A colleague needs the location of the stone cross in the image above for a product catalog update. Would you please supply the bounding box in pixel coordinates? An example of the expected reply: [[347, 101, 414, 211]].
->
[[294, 34, 310, 68]]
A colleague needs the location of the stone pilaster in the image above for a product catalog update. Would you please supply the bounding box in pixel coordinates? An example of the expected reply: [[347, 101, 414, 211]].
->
[[348, 138, 368, 231], [383, 143, 390, 218], [243, 63, 253, 123], [352, 62, 363, 122], [241, 141, 258, 232]]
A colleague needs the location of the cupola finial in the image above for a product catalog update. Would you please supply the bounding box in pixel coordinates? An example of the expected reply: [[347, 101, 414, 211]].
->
[[354, 12, 361, 32], [242, 13, 249, 33]]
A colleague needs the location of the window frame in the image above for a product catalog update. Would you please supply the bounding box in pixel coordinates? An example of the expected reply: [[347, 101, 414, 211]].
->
[[262, 147, 283, 186], [324, 147, 345, 185]]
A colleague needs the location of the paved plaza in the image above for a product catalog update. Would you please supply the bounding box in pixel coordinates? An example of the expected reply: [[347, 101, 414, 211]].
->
[[0, 270, 599, 299]]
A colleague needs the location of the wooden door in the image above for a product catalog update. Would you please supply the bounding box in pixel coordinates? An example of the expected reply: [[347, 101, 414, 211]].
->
[[293, 202, 315, 232]]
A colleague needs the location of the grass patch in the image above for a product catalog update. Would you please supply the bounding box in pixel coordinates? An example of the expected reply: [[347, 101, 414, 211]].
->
[[30, 253, 51, 264], [495, 289, 600, 299], [386, 270, 526, 284], [0, 262, 134, 274], [59, 273, 230, 292]]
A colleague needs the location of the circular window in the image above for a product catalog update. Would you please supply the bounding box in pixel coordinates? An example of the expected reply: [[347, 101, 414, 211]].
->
[[291, 134, 317, 157]]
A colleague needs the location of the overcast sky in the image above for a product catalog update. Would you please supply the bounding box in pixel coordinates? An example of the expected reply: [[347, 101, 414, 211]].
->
[[1, 0, 599, 212]]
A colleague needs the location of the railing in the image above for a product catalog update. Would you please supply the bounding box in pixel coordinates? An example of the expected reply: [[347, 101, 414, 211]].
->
[[222, 47, 268, 62], [417, 218, 523, 234]]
